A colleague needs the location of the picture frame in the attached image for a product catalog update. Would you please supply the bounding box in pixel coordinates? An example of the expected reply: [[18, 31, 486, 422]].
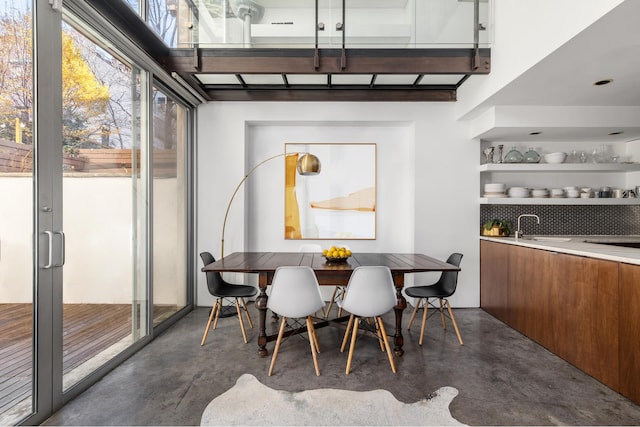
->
[[285, 143, 376, 240]]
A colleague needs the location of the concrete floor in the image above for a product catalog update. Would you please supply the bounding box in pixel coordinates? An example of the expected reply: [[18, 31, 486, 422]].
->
[[44, 307, 640, 426]]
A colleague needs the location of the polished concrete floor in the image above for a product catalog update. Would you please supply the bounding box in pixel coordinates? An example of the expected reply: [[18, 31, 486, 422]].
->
[[44, 306, 640, 426]]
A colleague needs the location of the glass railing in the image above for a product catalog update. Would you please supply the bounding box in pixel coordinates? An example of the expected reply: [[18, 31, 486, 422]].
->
[[169, 0, 490, 49]]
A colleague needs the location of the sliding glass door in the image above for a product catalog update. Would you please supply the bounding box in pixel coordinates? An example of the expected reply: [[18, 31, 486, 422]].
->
[[60, 21, 149, 392], [0, 1, 35, 424], [151, 85, 188, 326], [0, 1, 193, 423]]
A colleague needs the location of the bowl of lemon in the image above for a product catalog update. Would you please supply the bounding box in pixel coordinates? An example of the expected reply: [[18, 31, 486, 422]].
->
[[322, 246, 352, 263]]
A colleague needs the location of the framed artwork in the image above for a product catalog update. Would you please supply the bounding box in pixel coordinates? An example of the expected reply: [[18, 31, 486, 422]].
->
[[284, 143, 376, 240]]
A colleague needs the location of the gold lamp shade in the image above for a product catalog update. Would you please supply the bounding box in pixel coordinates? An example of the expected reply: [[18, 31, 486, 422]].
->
[[296, 153, 321, 175]]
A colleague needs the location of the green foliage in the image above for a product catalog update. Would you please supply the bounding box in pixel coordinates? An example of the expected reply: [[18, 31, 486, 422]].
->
[[483, 219, 512, 236]]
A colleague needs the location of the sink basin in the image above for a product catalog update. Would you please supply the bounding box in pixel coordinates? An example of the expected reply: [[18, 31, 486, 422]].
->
[[531, 236, 572, 242], [584, 240, 640, 249]]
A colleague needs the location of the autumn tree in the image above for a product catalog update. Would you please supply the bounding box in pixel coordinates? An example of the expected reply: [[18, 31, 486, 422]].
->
[[0, 11, 110, 149], [0, 12, 33, 143], [61, 31, 110, 151]]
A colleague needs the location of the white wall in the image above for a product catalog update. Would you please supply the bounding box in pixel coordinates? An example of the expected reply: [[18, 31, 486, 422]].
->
[[0, 177, 185, 305], [197, 102, 479, 307], [456, 0, 625, 119]]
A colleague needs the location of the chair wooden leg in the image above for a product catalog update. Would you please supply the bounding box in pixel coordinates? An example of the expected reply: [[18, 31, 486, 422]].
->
[[200, 301, 219, 346], [345, 316, 360, 374], [377, 317, 397, 373], [240, 298, 254, 328], [325, 286, 339, 319], [306, 316, 321, 376], [268, 316, 287, 376], [445, 300, 464, 345], [407, 297, 422, 330], [341, 314, 355, 352], [235, 299, 248, 344], [212, 299, 222, 330], [309, 317, 321, 353], [375, 318, 385, 351], [337, 287, 345, 317], [439, 298, 447, 330], [419, 297, 429, 346]]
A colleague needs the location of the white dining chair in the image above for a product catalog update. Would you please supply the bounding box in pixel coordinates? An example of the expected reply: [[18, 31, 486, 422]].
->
[[267, 266, 325, 376], [338, 266, 397, 374], [299, 244, 327, 318]]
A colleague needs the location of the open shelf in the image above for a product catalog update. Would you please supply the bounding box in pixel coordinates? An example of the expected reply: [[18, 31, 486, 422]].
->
[[480, 197, 640, 205], [479, 163, 640, 173]]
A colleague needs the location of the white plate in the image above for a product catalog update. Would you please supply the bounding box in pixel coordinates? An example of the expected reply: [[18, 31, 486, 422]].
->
[[483, 193, 508, 198]]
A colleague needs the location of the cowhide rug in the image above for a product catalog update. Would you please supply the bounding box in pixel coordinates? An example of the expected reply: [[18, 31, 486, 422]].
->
[[201, 374, 466, 426]]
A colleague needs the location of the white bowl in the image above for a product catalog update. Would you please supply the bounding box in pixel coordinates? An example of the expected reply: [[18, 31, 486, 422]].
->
[[544, 152, 567, 164], [531, 189, 549, 197], [484, 183, 506, 192]]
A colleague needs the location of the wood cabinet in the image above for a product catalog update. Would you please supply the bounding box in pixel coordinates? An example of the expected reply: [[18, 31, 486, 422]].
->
[[480, 240, 632, 402], [619, 263, 640, 403], [479, 240, 509, 322]]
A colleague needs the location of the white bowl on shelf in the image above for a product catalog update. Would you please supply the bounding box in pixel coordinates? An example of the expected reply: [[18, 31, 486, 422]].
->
[[484, 183, 506, 193], [544, 152, 567, 164], [531, 189, 549, 197]]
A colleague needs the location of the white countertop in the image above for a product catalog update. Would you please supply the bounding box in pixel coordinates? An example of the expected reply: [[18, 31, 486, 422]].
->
[[480, 235, 640, 266]]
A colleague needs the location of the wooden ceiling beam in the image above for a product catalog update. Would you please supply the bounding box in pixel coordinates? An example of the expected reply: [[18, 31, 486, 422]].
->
[[162, 48, 490, 75], [202, 88, 457, 102]]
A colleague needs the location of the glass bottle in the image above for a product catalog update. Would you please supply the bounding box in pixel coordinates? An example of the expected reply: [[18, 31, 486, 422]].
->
[[523, 147, 541, 163], [504, 146, 524, 163]]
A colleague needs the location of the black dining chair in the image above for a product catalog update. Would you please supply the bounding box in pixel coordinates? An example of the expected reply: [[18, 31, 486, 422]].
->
[[405, 253, 464, 346], [199, 251, 258, 345]]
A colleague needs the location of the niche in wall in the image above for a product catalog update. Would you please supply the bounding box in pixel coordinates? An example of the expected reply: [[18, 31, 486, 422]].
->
[[245, 121, 414, 252]]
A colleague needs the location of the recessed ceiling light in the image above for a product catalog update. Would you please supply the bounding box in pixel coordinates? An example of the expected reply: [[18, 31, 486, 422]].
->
[[593, 79, 613, 86], [529, 131, 542, 135], [608, 131, 623, 135]]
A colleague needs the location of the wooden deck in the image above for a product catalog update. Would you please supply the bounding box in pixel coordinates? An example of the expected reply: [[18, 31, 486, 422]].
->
[[0, 303, 178, 418]]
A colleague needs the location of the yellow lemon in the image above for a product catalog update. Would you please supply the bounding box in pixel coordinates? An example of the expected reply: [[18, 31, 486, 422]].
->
[[323, 249, 329, 255], [345, 249, 352, 256], [332, 250, 339, 257], [338, 250, 345, 257]]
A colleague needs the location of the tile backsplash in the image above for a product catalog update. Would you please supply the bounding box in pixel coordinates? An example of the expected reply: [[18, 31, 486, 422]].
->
[[480, 205, 640, 236]]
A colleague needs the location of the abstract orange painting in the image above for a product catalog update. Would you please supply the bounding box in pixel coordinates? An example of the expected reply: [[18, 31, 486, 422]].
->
[[285, 143, 376, 240]]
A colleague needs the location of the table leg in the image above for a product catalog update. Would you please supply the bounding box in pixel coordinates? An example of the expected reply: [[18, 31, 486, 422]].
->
[[256, 278, 269, 357], [393, 277, 407, 357]]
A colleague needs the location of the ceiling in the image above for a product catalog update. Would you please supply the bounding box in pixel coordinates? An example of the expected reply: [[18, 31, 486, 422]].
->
[[469, 0, 640, 143]]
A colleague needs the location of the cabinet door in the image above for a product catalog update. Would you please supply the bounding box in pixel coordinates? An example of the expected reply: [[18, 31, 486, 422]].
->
[[480, 240, 509, 322], [549, 254, 619, 390], [619, 263, 640, 404], [507, 245, 551, 343]]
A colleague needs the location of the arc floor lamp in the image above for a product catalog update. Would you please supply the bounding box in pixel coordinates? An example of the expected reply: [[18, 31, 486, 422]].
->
[[221, 151, 321, 257]]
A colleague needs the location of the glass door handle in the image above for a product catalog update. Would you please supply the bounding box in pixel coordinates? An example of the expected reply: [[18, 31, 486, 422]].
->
[[53, 231, 65, 267], [43, 231, 54, 269], [42, 230, 65, 268]]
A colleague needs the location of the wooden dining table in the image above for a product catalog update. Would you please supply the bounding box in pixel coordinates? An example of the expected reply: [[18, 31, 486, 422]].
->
[[202, 252, 461, 357]]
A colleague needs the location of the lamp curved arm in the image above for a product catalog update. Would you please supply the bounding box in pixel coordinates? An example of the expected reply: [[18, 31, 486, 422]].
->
[[221, 152, 287, 258], [221, 151, 320, 257]]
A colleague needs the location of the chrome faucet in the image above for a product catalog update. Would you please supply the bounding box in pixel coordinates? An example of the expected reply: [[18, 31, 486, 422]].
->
[[516, 214, 540, 240]]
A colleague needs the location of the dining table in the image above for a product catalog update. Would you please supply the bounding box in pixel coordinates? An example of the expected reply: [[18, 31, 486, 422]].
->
[[202, 251, 461, 357]]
